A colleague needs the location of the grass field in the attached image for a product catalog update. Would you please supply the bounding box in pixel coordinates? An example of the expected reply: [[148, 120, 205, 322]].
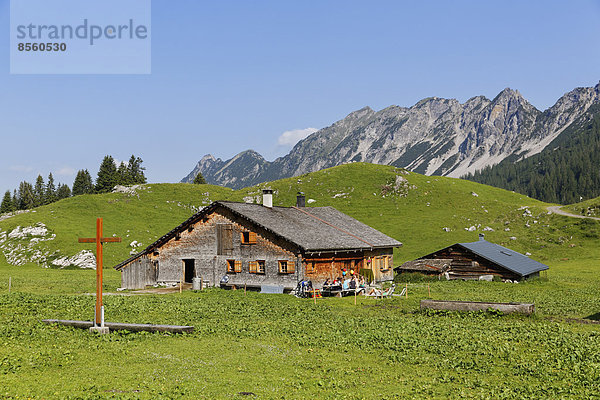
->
[[1, 260, 600, 399], [1, 163, 600, 398]]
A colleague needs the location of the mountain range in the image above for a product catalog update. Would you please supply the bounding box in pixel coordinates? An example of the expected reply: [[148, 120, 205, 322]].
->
[[467, 102, 600, 204], [181, 83, 600, 189]]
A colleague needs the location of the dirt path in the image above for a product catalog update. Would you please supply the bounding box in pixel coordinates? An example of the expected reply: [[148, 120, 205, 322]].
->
[[546, 206, 600, 221]]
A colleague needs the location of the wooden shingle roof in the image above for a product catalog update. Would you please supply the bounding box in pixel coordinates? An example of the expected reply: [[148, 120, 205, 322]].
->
[[115, 201, 402, 270], [221, 201, 402, 252]]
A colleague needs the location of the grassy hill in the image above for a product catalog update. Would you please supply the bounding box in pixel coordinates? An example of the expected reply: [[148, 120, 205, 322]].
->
[[566, 195, 600, 217], [0, 162, 598, 271], [2, 163, 600, 398]]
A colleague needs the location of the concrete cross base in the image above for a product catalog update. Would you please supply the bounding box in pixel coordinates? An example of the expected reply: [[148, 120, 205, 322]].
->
[[89, 326, 110, 334]]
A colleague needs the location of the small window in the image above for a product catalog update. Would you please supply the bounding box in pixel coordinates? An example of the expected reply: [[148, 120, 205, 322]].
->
[[257, 260, 265, 274], [227, 259, 235, 273], [250, 260, 265, 274], [227, 259, 242, 273], [279, 260, 287, 274], [241, 231, 257, 244], [382, 256, 389, 271], [279, 260, 295, 274], [372, 257, 379, 270], [305, 261, 315, 274]]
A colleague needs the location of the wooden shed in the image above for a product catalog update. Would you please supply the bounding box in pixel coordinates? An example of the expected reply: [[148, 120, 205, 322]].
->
[[395, 234, 548, 281], [115, 191, 402, 290]]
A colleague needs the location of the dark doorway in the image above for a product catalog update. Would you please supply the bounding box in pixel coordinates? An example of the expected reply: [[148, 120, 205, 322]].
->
[[183, 259, 195, 283]]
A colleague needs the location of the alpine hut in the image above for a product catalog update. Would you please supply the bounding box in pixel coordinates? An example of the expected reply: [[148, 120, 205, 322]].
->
[[395, 234, 548, 281], [115, 191, 402, 290]]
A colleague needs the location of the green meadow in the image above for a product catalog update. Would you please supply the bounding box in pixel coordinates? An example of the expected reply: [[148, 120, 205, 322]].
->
[[1, 163, 600, 398]]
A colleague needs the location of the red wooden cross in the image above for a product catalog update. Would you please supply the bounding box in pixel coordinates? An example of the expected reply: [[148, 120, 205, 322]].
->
[[78, 218, 121, 327]]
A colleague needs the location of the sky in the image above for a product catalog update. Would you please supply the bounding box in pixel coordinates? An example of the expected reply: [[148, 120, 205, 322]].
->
[[1, 0, 600, 194]]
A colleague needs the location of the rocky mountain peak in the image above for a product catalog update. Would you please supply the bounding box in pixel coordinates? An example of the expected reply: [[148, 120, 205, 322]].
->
[[341, 106, 375, 122], [491, 88, 531, 107], [234, 149, 265, 160], [200, 154, 216, 162], [183, 82, 600, 188]]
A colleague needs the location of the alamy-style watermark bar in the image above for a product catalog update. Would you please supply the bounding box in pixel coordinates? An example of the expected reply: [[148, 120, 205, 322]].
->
[[10, 0, 151, 74]]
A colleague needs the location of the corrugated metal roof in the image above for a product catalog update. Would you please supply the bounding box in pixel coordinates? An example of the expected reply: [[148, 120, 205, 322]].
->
[[458, 239, 549, 277]]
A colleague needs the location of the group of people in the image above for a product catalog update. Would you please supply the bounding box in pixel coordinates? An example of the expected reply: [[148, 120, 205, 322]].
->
[[323, 268, 366, 291]]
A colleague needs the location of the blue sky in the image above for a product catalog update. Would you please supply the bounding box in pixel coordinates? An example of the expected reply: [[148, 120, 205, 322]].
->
[[2, 0, 600, 194]]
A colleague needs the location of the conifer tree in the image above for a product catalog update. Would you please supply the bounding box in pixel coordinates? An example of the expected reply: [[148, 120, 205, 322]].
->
[[193, 172, 207, 184], [12, 190, 18, 210], [72, 170, 84, 195], [56, 183, 72, 200], [126, 155, 146, 184], [0, 190, 15, 214], [95, 155, 118, 193], [117, 161, 128, 185], [18, 181, 35, 210], [72, 169, 94, 195], [45, 173, 57, 204], [33, 174, 45, 207]]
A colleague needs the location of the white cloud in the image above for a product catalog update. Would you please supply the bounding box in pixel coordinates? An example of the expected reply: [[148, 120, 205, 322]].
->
[[277, 128, 318, 147], [9, 165, 34, 173], [56, 167, 76, 176]]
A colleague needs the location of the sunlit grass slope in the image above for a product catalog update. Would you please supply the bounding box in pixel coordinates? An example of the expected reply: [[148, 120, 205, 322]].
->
[[1, 162, 598, 270]]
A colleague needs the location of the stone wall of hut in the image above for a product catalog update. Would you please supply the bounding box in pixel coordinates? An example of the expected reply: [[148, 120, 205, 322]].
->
[[151, 209, 302, 289]]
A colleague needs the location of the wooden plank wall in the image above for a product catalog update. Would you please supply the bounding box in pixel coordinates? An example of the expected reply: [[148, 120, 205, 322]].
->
[[426, 247, 520, 280], [121, 256, 157, 289]]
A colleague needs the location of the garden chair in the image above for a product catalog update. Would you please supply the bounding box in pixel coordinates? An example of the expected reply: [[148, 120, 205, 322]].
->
[[364, 287, 383, 298], [380, 284, 396, 298], [365, 285, 395, 299]]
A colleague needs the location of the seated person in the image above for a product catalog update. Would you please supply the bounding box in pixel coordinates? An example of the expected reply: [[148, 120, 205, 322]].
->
[[323, 278, 331, 287], [342, 279, 349, 290], [349, 278, 357, 289], [358, 276, 366, 288]]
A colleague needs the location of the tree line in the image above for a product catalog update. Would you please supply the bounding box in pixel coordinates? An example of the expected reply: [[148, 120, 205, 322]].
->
[[0, 155, 146, 214], [465, 105, 600, 205]]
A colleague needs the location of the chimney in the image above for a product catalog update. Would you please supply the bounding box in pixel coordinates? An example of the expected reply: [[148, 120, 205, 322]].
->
[[296, 192, 305, 207], [479, 233, 485, 241], [262, 189, 273, 208]]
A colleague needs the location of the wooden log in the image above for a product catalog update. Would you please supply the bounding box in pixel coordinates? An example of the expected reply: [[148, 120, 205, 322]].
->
[[180, 262, 184, 294], [41, 319, 194, 333], [420, 300, 534, 315]]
